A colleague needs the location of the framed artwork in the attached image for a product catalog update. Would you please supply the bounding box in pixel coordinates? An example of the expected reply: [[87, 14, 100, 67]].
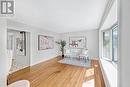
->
[[16, 31, 26, 56], [69, 36, 86, 48], [38, 35, 54, 50]]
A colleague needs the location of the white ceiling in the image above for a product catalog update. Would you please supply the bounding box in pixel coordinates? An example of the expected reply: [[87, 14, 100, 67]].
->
[[10, 0, 108, 33]]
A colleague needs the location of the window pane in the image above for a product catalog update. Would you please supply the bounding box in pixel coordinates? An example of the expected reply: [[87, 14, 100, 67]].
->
[[103, 30, 111, 59], [112, 27, 118, 62]]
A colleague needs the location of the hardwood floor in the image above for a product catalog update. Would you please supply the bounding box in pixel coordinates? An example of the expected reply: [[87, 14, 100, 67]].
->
[[8, 56, 105, 87]]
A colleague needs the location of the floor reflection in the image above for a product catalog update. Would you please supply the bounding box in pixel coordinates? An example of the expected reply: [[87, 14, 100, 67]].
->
[[82, 68, 95, 87]]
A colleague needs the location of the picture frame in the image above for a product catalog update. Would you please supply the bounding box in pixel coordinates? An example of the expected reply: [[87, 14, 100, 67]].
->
[[69, 36, 86, 48], [38, 35, 54, 50]]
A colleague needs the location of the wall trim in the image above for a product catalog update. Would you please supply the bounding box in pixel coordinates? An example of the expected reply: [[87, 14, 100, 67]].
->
[[99, 0, 115, 29]]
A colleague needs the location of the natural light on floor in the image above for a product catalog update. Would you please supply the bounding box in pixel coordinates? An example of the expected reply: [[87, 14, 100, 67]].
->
[[82, 68, 95, 87], [82, 79, 95, 87]]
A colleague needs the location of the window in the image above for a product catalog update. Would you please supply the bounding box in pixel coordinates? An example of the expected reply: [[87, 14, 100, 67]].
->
[[102, 24, 118, 63], [112, 25, 118, 62], [103, 30, 111, 59]]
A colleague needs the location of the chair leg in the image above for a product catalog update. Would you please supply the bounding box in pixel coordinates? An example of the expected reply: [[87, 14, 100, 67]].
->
[[87, 57, 89, 61], [85, 57, 87, 62], [79, 56, 80, 60]]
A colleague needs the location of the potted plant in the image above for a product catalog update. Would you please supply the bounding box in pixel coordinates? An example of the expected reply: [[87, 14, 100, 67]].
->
[[56, 40, 66, 57]]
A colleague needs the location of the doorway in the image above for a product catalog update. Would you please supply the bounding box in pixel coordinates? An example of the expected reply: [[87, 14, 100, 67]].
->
[[7, 29, 30, 73]]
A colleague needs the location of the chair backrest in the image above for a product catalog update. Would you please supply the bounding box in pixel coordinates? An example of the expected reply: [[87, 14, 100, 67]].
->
[[81, 49, 88, 55], [64, 48, 88, 56], [64, 48, 81, 55], [65, 49, 71, 54]]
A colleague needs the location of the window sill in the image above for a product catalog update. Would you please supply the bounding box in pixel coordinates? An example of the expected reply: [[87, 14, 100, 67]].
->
[[99, 59, 117, 87]]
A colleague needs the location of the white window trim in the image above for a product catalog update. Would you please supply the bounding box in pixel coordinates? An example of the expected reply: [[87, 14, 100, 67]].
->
[[101, 23, 118, 64], [101, 28, 113, 61]]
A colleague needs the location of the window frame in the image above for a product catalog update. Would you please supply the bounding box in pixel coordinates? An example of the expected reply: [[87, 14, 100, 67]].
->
[[102, 28, 112, 61], [112, 24, 118, 63], [101, 23, 118, 63]]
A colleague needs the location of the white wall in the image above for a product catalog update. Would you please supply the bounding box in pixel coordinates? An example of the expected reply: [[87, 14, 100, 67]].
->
[[60, 29, 99, 59], [99, 0, 118, 87], [0, 19, 7, 87], [7, 19, 60, 66], [119, 0, 130, 87], [99, 0, 117, 58]]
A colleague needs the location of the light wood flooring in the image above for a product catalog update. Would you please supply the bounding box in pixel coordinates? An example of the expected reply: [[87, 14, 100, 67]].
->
[[8, 56, 105, 87]]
